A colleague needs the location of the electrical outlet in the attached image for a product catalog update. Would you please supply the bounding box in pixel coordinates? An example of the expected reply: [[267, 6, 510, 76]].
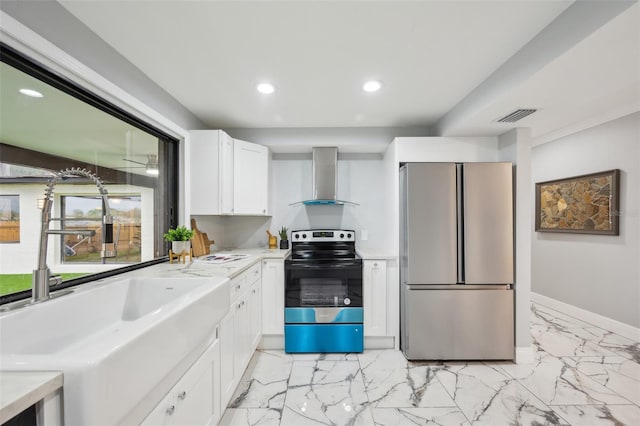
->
[[361, 229, 368, 241]]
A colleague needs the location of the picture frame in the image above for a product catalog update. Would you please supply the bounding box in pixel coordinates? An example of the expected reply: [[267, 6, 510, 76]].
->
[[535, 169, 620, 235]]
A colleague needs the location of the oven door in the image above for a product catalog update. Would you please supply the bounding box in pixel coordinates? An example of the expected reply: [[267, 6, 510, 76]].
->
[[284, 260, 362, 308]]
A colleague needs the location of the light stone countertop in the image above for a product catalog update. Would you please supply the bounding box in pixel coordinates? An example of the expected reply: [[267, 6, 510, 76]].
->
[[357, 250, 397, 260], [0, 371, 63, 423], [97, 247, 291, 283]]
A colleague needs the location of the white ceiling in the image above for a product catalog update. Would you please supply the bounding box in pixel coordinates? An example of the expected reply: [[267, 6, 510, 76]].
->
[[3, 0, 638, 161], [57, 0, 600, 133]]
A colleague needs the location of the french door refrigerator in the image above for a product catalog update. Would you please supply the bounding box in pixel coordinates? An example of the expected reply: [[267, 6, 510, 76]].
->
[[399, 162, 514, 360]]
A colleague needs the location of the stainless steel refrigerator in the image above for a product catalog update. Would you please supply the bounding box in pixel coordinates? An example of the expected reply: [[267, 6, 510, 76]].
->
[[399, 162, 514, 360]]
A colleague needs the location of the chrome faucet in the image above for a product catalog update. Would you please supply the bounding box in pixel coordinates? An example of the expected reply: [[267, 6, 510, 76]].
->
[[33, 168, 117, 303]]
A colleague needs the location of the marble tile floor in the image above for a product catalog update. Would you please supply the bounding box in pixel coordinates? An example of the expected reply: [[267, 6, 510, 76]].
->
[[220, 303, 640, 425]]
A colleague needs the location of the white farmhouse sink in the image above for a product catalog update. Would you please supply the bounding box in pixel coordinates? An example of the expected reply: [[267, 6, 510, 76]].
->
[[0, 276, 230, 425]]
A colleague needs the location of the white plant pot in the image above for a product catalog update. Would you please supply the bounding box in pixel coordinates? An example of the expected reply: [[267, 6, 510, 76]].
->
[[171, 240, 191, 254]]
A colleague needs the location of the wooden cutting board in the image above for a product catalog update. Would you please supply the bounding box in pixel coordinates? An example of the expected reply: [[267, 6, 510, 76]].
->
[[191, 218, 214, 257]]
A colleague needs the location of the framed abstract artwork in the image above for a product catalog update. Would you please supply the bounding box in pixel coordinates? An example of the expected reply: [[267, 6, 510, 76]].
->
[[535, 169, 620, 235]]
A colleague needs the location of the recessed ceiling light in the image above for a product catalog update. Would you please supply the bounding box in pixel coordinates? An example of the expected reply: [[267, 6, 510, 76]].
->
[[362, 80, 382, 93], [256, 83, 275, 94], [19, 88, 44, 98]]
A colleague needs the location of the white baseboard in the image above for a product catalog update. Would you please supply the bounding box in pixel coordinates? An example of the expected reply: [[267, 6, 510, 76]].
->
[[259, 334, 284, 350], [532, 292, 640, 341], [364, 336, 395, 349], [515, 346, 536, 364]]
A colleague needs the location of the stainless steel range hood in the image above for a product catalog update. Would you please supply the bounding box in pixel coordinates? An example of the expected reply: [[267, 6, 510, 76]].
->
[[291, 147, 358, 206]]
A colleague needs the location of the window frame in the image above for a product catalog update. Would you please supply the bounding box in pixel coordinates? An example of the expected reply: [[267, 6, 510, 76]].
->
[[0, 43, 179, 305]]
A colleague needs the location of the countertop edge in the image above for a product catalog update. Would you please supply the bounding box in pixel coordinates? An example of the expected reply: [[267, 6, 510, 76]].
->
[[0, 371, 63, 423], [357, 251, 397, 260]]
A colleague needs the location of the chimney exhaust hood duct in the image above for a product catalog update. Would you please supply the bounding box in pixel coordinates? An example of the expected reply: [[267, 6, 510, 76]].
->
[[290, 147, 358, 206]]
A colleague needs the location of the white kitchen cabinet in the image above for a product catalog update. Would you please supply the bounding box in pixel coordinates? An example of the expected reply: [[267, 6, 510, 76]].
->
[[141, 337, 221, 426], [220, 261, 263, 410], [363, 260, 387, 337], [219, 310, 236, 409], [261, 259, 284, 335], [190, 130, 269, 216], [233, 139, 269, 215], [232, 293, 250, 383], [190, 130, 234, 215], [249, 280, 262, 350], [232, 263, 262, 381]]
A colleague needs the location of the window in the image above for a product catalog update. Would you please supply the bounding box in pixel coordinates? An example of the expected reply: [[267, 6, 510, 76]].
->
[[61, 195, 142, 264], [0, 195, 20, 243], [0, 44, 178, 302]]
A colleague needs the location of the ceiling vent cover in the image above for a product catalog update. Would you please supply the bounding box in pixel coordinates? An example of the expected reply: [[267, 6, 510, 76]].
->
[[497, 109, 537, 123]]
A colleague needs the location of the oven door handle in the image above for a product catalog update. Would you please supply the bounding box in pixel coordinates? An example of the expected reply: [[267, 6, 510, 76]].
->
[[286, 261, 361, 269]]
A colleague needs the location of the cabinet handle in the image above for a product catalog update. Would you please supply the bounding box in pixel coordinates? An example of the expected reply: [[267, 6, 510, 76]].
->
[[241, 300, 245, 306], [236, 284, 241, 290], [166, 405, 175, 415], [374, 262, 378, 267], [178, 391, 186, 400], [237, 303, 242, 309], [263, 209, 266, 214], [252, 289, 256, 294]]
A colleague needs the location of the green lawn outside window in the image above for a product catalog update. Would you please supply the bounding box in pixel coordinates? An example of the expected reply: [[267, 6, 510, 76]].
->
[[0, 273, 88, 296]]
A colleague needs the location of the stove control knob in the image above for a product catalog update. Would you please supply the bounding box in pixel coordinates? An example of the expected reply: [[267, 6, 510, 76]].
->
[[347, 233, 352, 239], [302, 234, 307, 239], [340, 233, 344, 238], [344, 297, 351, 306], [295, 234, 300, 239]]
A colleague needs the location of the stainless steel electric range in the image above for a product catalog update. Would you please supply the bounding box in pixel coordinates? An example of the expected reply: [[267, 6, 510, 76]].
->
[[284, 229, 363, 353]]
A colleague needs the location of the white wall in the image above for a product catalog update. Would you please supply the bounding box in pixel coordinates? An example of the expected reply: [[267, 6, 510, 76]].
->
[[498, 128, 534, 356], [531, 112, 640, 328], [193, 153, 389, 252], [395, 137, 499, 163], [270, 153, 388, 251]]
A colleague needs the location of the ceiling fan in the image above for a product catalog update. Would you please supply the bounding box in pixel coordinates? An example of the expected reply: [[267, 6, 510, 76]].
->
[[122, 154, 159, 175]]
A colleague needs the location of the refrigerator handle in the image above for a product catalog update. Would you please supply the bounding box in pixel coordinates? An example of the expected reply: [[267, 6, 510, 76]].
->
[[456, 164, 464, 283]]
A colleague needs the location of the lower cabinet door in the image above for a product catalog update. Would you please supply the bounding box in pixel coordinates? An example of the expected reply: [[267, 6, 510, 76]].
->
[[232, 296, 249, 389], [249, 282, 262, 351], [363, 260, 387, 336], [140, 390, 174, 426], [262, 259, 284, 335], [175, 341, 217, 425], [141, 338, 220, 426], [219, 310, 236, 409]]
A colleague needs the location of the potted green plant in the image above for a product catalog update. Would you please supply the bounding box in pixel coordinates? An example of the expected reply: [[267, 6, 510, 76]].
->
[[278, 226, 289, 249], [163, 225, 195, 254]]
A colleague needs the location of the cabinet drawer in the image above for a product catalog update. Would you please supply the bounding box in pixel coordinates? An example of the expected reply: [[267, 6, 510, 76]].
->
[[229, 273, 248, 304], [229, 261, 261, 303], [247, 262, 262, 285]]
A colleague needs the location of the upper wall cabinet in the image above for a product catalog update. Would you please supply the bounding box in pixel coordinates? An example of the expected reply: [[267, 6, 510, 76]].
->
[[190, 130, 270, 216], [233, 139, 269, 215]]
